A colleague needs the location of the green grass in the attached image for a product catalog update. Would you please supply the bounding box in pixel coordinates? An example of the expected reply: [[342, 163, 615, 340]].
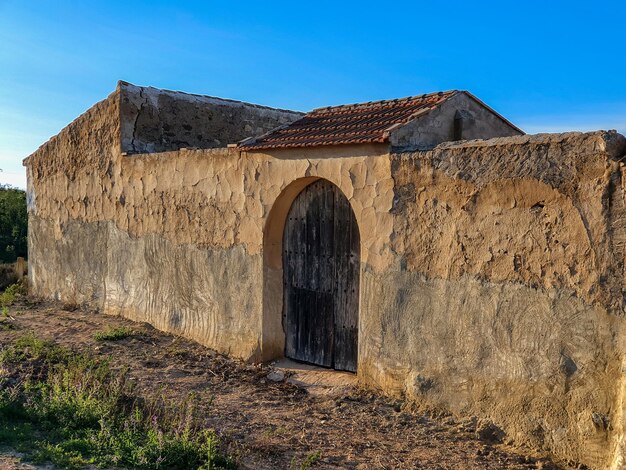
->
[[93, 326, 135, 341], [0, 280, 26, 309], [300, 452, 321, 469], [0, 334, 235, 469], [291, 451, 321, 470]]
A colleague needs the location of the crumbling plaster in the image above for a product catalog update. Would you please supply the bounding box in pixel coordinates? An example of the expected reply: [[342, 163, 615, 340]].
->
[[393, 132, 626, 310], [119, 82, 303, 154]]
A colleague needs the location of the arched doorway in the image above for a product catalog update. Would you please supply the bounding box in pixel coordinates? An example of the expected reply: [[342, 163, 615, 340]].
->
[[282, 179, 360, 372]]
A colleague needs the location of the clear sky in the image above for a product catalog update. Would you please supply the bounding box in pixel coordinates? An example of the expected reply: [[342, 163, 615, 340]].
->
[[1, 0, 625, 189]]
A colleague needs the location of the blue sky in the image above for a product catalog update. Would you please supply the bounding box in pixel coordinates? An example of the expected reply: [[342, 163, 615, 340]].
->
[[1, 0, 625, 188]]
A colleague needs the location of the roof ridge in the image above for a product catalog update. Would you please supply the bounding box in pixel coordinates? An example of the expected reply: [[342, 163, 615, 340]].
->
[[117, 80, 304, 115], [311, 90, 459, 113]]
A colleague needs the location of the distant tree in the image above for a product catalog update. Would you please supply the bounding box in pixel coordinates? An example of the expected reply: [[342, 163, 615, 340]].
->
[[0, 185, 27, 262]]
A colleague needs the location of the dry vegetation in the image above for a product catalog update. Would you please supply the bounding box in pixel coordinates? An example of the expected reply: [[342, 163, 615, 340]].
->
[[0, 291, 562, 469]]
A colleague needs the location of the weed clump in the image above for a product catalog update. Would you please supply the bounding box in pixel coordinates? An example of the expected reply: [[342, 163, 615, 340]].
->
[[0, 334, 235, 469], [291, 451, 321, 470], [94, 326, 135, 342], [0, 280, 27, 308], [0, 280, 27, 325]]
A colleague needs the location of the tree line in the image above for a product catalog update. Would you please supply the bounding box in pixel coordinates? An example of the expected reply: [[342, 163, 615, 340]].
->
[[0, 185, 27, 263]]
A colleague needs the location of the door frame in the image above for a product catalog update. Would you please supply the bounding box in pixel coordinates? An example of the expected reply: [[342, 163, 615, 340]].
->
[[261, 177, 361, 370]]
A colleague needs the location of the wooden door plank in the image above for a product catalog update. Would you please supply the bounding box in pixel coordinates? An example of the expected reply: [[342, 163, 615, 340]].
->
[[283, 180, 359, 372]]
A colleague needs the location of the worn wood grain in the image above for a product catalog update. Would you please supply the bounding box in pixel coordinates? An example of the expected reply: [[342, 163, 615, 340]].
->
[[283, 180, 359, 372]]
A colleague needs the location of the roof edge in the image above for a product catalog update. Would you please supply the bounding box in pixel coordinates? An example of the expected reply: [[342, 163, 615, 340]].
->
[[117, 80, 304, 115], [239, 138, 389, 152], [237, 120, 301, 149], [310, 90, 459, 113], [24, 83, 122, 165]]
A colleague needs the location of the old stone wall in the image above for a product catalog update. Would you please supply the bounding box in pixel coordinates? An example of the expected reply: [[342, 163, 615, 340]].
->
[[24, 87, 626, 468], [119, 82, 303, 154]]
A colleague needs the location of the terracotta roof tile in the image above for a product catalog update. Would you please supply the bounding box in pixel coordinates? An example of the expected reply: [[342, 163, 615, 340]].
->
[[239, 91, 458, 150]]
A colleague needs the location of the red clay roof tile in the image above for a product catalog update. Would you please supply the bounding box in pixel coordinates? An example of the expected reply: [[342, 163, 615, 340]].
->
[[239, 91, 459, 150]]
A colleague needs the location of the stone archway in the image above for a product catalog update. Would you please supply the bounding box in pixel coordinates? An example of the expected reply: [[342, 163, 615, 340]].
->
[[262, 177, 360, 372]]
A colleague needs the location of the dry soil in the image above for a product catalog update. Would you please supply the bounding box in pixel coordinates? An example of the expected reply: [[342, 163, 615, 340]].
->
[[0, 300, 564, 470]]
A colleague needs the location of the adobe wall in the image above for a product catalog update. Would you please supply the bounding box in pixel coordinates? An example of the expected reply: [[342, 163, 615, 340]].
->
[[364, 132, 626, 469], [24, 91, 626, 468], [26, 139, 393, 357], [25, 86, 121, 305]]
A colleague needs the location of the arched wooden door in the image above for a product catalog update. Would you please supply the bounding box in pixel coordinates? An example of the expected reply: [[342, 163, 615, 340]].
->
[[283, 179, 359, 372]]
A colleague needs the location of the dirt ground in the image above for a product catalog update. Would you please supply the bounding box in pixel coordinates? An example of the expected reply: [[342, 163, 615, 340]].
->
[[0, 300, 564, 470]]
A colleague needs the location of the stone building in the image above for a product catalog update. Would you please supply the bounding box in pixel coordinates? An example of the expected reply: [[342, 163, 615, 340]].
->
[[24, 81, 626, 468]]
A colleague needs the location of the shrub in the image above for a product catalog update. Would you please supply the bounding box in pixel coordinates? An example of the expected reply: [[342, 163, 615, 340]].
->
[[290, 451, 321, 470], [0, 335, 235, 469], [0, 280, 27, 307]]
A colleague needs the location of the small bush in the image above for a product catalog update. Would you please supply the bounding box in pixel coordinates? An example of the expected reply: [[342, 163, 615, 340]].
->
[[94, 326, 135, 342], [302, 452, 321, 469], [0, 280, 26, 308], [0, 335, 235, 469]]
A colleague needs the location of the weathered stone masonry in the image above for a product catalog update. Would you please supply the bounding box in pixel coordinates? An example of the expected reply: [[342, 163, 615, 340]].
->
[[24, 81, 626, 468]]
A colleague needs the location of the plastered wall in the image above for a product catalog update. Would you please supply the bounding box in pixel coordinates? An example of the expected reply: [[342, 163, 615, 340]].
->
[[24, 89, 626, 468], [389, 92, 522, 150], [364, 133, 626, 469]]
